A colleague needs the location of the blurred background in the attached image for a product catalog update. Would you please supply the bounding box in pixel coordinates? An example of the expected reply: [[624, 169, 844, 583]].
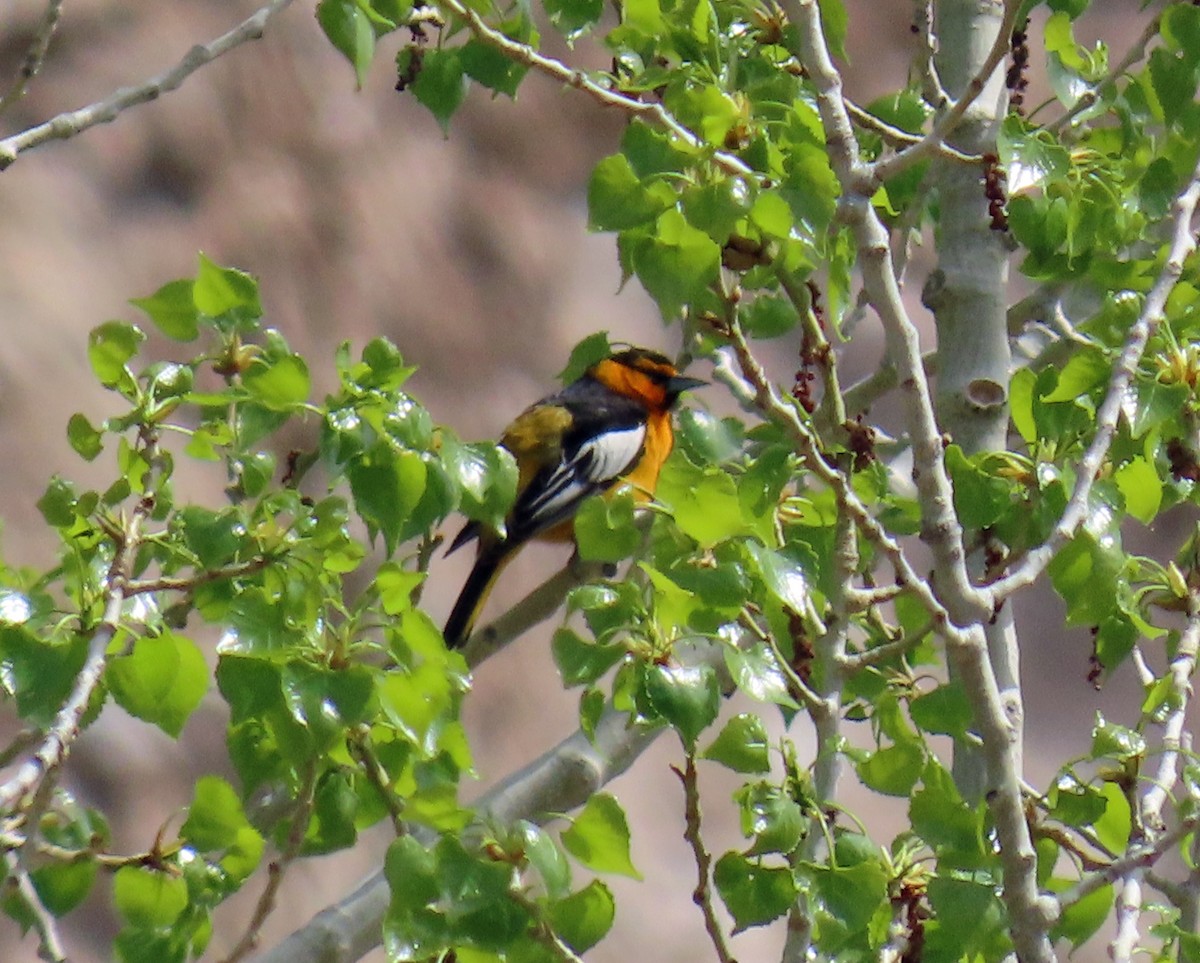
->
[[0, 0, 1156, 960]]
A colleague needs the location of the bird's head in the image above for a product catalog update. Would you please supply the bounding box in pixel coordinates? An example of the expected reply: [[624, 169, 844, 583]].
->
[[591, 347, 707, 409]]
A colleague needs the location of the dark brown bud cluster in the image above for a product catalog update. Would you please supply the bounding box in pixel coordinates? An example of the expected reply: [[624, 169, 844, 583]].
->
[[1007, 20, 1030, 114], [982, 152, 1009, 232]]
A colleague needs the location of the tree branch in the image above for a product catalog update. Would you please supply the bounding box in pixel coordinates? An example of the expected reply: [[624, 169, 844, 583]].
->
[[673, 754, 736, 963], [0, 495, 152, 814], [786, 0, 987, 628], [988, 154, 1200, 603], [0, 0, 64, 118], [249, 698, 666, 963], [0, 0, 296, 170], [711, 336, 951, 630], [1, 849, 66, 962], [459, 558, 607, 665], [873, 0, 1022, 183], [1043, 10, 1163, 135], [221, 763, 319, 963], [434, 0, 753, 180]]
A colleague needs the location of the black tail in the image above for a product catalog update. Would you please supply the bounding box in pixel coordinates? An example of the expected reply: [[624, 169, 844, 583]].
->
[[443, 549, 509, 649]]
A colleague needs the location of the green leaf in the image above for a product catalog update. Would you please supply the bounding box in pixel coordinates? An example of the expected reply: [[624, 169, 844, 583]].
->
[[909, 762, 984, 861], [130, 279, 199, 341], [349, 448, 427, 554], [67, 413, 104, 461], [623, 121, 692, 179], [37, 475, 79, 528], [638, 662, 720, 746], [856, 742, 924, 797], [656, 455, 746, 547], [461, 35, 529, 97], [1041, 348, 1110, 403], [623, 0, 665, 36], [723, 642, 799, 709], [1092, 781, 1132, 852], [88, 321, 145, 389], [1053, 882, 1112, 949], [518, 822, 571, 899], [1163, 4, 1200, 56], [547, 880, 615, 953], [1114, 457, 1161, 524], [702, 713, 771, 773], [817, 0, 848, 61], [909, 683, 974, 740], [925, 877, 1004, 958], [579, 686, 605, 739], [375, 563, 424, 615], [813, 861, 888, 933], [742, 295, 798, 339], [317, 0, 376, 87], [193, 254, 261, 320], [734, 782, 805, 855], [243, 354, 311, 410], [176, 506, 244, 568], [557, 331, 612, 384], [181, 776, 252, 850], [552, 628, 626, 687], [444, 439, 518, 535], [543, 0, 604, 39], [713, 851, 796, 932], [107, 633, 209, 738], [944, 445, 1012, 529], [412, 48, 468, 133], [628, 210, 721, 318], [1048, 533, 1123, 625], [1090, 714, 1146, 762], [113, 866, 188, 928], [574, 491, 640, 563], [181, 775, 264, 881], [745, 542, 811, 614], [1150, 48, 1199, 127], [561, 793, 641, 879], [0, 625, 87, 727], [587, 154, 673, 232], [674, 409, 743, 467]]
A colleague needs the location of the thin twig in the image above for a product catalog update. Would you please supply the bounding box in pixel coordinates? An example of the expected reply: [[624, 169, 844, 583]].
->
[[434, 0, 753, 180], [874, 0, 1022, 183], [845, 99, 977, 164], [788, 4, 1057, 959], [0, 0, 295, 170], [988, 155, 1200, 603], [0, 0, 64, 118], [714, 329, 952, 631], [124, 555, 274, 596], [221, 764, 319, 963], [786, 0, 987, 626], [673, 754, 737, 963], [837, 621, 934, 673], [1058, 813, 1200, 910], [1, 849, 67, 962], [0, 494, 152, 814], [1043, 11, 1163, 135], [910, 0, 947, 108]]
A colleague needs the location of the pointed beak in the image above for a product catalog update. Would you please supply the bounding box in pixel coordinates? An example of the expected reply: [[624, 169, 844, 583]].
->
[[666, 374, 708, 396]]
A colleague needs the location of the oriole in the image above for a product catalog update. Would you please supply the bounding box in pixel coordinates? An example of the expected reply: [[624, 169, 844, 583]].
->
[[442, 347, 705, 648]]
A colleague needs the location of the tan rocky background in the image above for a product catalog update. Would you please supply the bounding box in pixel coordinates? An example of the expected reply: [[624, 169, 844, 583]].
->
[[0, 1, 1150, 960]]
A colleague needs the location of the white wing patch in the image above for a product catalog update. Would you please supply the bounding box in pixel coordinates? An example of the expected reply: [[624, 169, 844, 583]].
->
[[579, 424, 647, 484], [520, 424, 646, 528]]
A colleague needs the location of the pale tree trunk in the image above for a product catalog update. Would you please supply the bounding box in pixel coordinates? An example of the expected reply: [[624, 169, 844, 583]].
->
[[925, 0, 1021, 803]]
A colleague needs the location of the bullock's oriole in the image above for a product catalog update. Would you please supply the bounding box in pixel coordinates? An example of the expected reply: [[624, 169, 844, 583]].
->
[[442, 347, 705, 648]]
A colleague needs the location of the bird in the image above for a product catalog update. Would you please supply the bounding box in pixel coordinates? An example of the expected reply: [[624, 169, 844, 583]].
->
[[442, 346, 706, 649]]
